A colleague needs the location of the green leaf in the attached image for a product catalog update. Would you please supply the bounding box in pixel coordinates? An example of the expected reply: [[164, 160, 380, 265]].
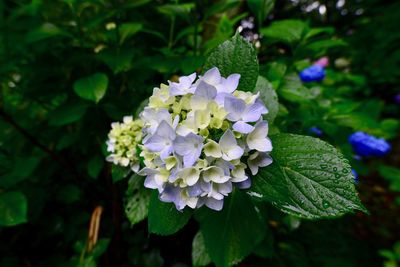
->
[[125, 175, 150, 226], [247, 0, 275, 27], [49, 103, 88, 126], [111, 165, 130, 183], [250, 134, 367, 219], [56, 184, 82, 204], [91, 238, 110, 258], [195, 190, 266, 267], [304, 27, 335, 40], [119, 22, 142, 44], [73, 73, 108, 103], [204, 33, 259, 92], [98, 48, 134, 74], [25, 23, 71, 43], [278, 73, 315, 103], [260, 19, 307, 45], [192, 231, 212, 267], [87, 155, 104, 179], [0, 156, 41, 188], [157, 3, 195, 20], [265, 61, 287, 89], [148, 191, 191, 235], [0, 191, 28, 226], [254, 76, 279, 124], [378, 165, 400, 192], [303, 39, 347, 53]]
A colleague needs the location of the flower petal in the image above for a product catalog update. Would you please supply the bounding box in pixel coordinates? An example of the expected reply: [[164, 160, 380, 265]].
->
[[202, 67, 221, 85], [204, 140, 222, 158], [224, 96, 246, 121], [232, 121, 254, 134], [205, 198, 224, 211], [195, 81, 217, 99], [221, 74, 240, 93], [242, 101, 268, 122], [219, 129, 237, 151]]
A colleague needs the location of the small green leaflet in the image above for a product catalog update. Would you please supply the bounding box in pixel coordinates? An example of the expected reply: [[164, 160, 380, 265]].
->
[[125, 175, 151, 226], [73, 73, 108, 103], [192, 231, 212, 267], [204, 33, 259, 92], [250, 133, 367, 219], [0, 191, 28, 226]]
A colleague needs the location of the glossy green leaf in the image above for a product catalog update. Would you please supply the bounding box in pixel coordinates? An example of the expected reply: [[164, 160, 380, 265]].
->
[[195, 190, 266, 267], [250, 133, 367, 219], [148, 191, 191, 235], [254, 76, 279, 124], [204, 33, 259, 92], [125, 175, 150, 226], [0, 191, 28, 226], [192, 231, 212, 267], [73, 73, 108, 103]]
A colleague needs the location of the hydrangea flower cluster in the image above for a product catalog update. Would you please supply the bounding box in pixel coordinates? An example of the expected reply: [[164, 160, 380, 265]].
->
[[349, 131, 391, 157], [108, 67, 272, 211], [106, 116, 143, 172]]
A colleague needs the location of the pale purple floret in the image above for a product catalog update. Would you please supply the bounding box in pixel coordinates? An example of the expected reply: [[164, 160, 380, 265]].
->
[[224, 96, 268, 134], [169, 72, 197, 96], [160, 185, 197, 210], [219, 129, 244, 161], [143, 120, 176, 160], [248, 152, 273, 175], [174, 133, 204, 167], [194, 80, 218, 99]]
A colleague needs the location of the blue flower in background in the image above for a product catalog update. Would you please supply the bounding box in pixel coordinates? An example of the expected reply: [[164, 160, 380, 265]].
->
[[352, 169, 359, 184], [309, 126, 323, 137], [299, 65, 326, 82], [349, 131, 391, 157]]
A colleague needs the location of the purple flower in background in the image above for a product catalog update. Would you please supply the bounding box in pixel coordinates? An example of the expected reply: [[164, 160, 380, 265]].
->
[[352, 169, 359, 184], [349, 131, 391, 157], [299, 65, 326, 82], [309, 126, 323, 137], [394, 94, 400, 104]]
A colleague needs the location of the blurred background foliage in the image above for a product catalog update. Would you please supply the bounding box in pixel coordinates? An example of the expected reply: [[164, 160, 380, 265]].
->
[[0, 0, 399, 266]]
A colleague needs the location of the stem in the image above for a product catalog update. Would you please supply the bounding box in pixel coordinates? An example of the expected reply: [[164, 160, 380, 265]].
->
[[193, 16, 198, 55], [168, 16, 176, 49]]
